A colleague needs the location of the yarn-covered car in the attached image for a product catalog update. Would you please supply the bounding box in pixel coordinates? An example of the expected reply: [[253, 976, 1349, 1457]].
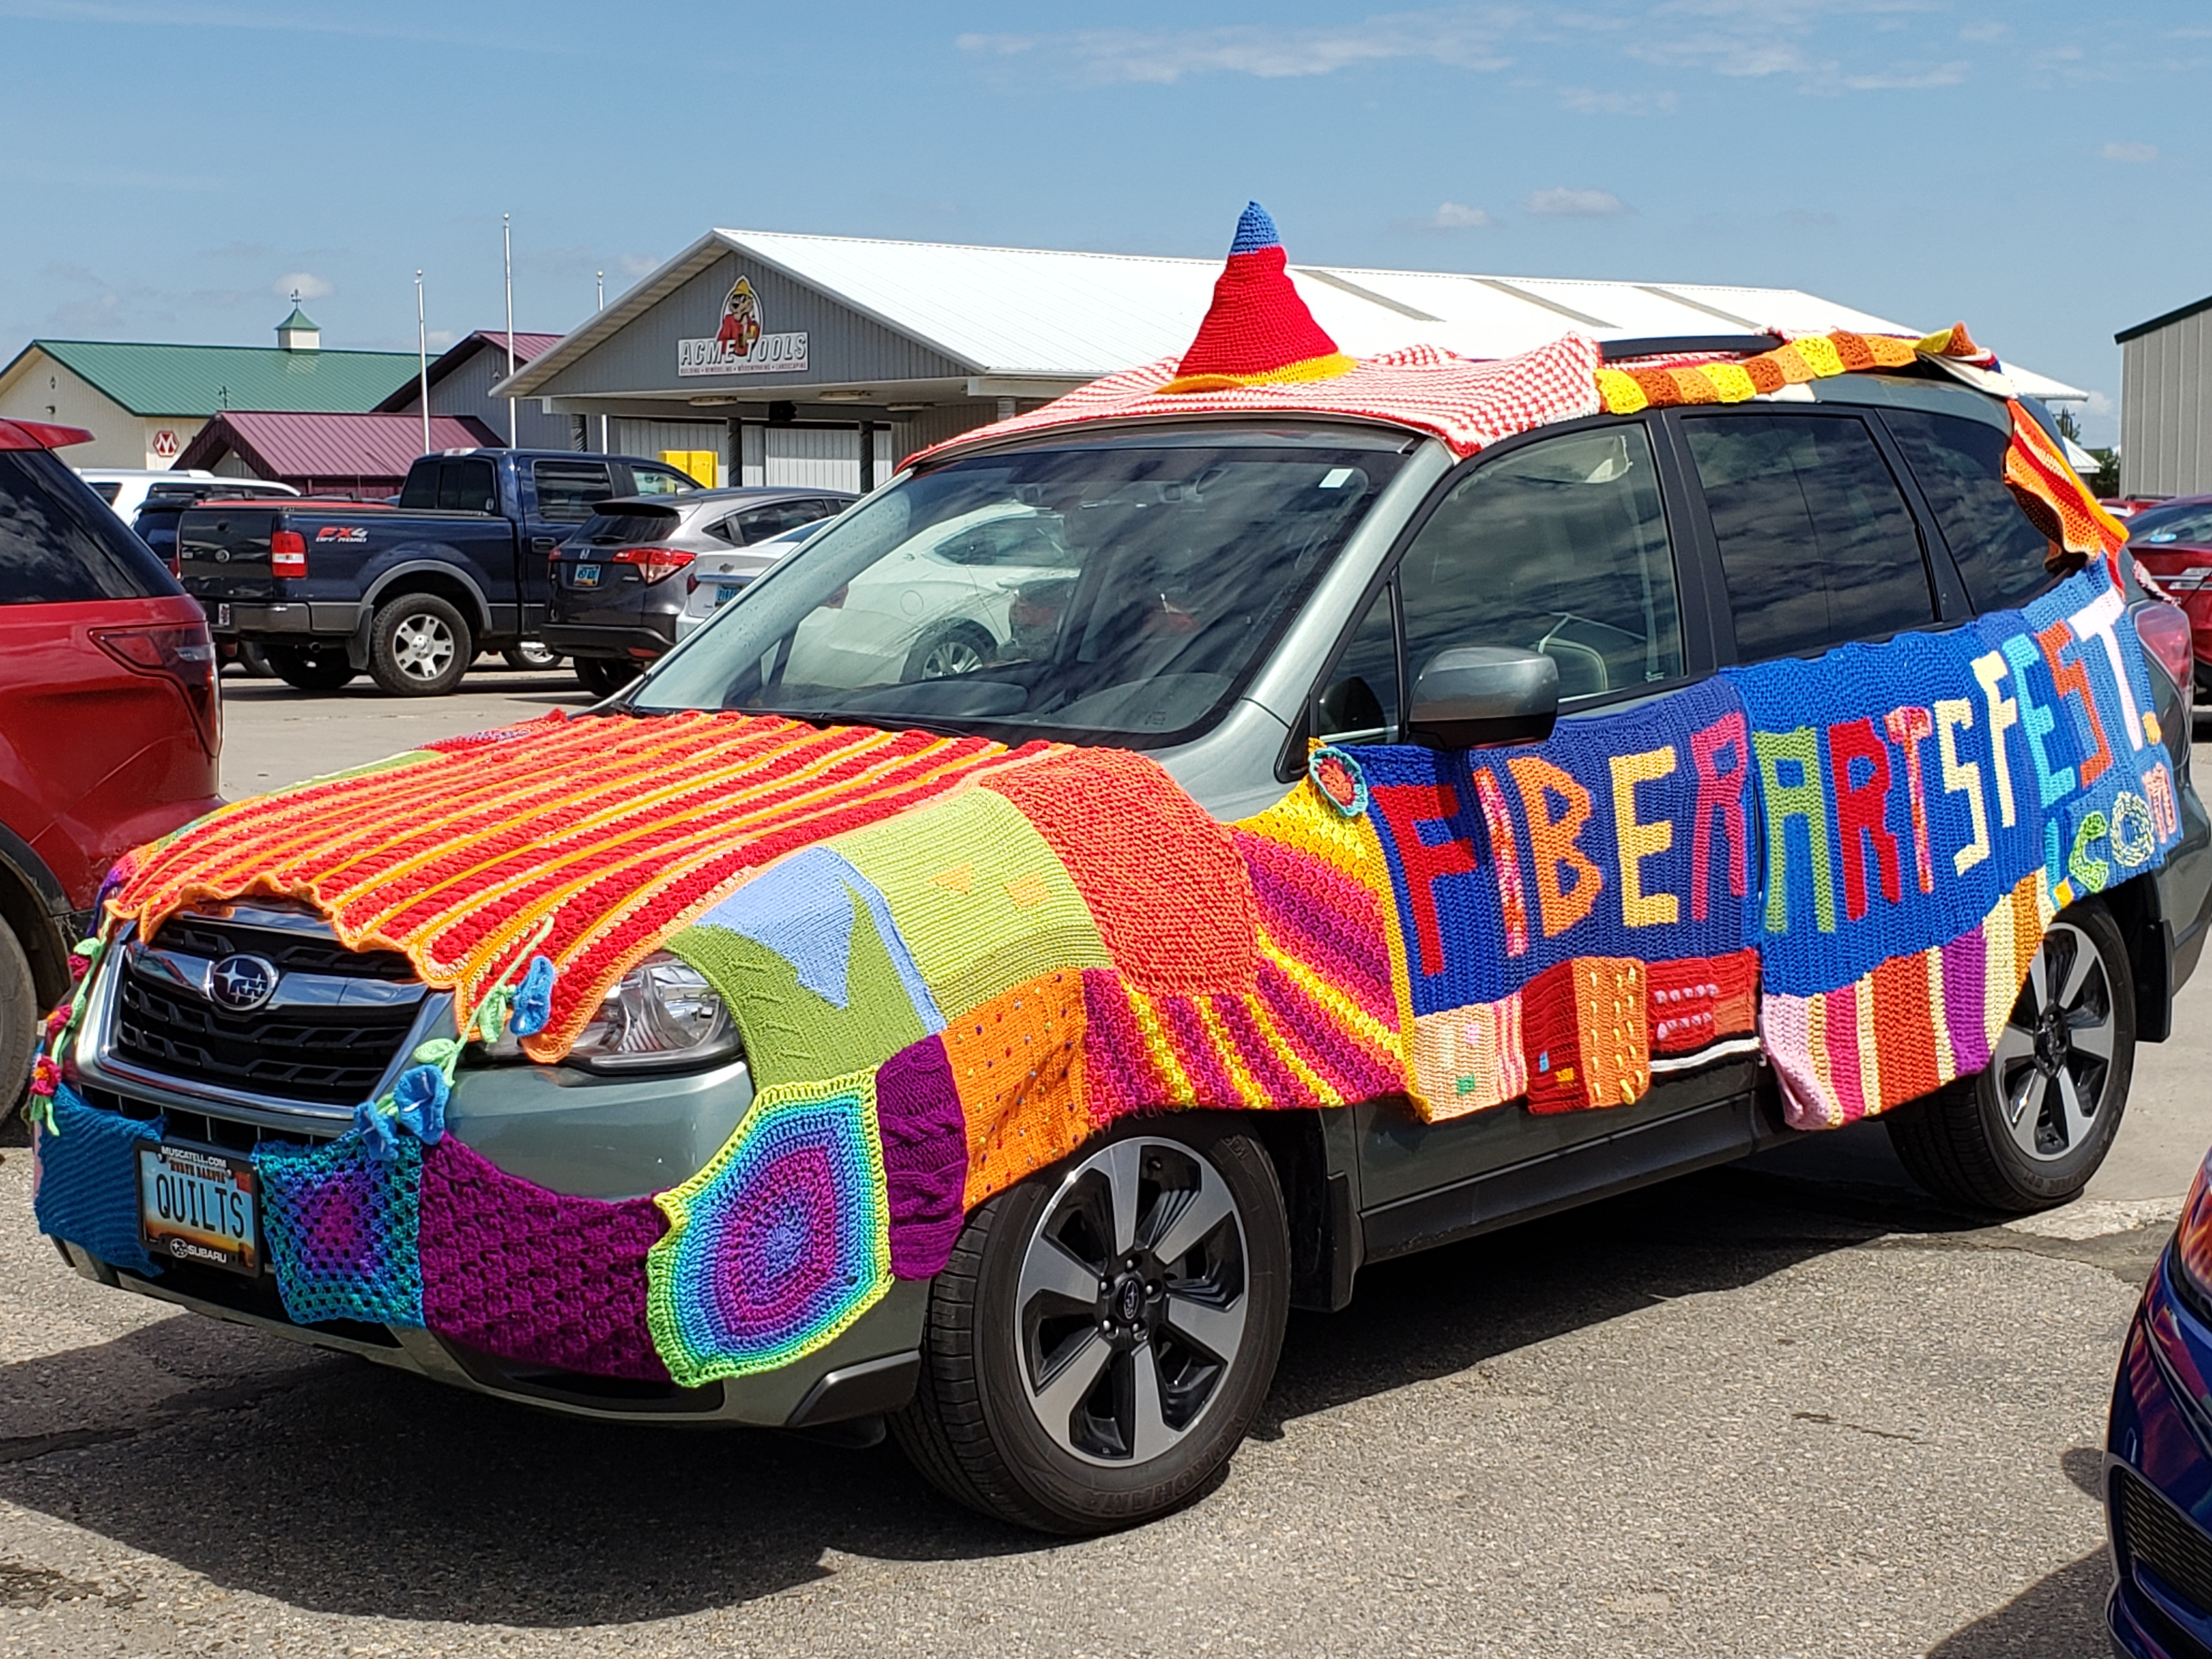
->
[[30, 205, 2212, 1535]]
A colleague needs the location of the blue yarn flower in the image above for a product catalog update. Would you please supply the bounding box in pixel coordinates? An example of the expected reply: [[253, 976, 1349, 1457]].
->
[[390, 1064, 449, 1145], [509, 955, 557, 1037]]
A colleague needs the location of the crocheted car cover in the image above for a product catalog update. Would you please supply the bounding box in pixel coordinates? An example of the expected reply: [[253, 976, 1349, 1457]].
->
[[46, 204, 2175, 1385], [33, 1085, 160, 1274]]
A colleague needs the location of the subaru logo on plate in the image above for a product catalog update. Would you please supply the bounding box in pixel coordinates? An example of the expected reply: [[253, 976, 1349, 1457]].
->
[[206, 953, 279, 1012]]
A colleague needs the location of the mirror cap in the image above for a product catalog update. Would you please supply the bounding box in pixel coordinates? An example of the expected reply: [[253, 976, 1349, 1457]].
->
[[1407, 646, 1560, 751]]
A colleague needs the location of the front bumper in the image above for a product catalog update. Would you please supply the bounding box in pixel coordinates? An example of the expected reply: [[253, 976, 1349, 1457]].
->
[[52, 927, 929, 1427], [2107, 1249, 2212, 1656]]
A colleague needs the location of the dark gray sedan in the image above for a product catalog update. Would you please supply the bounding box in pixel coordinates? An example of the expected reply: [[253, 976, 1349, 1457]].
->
[[545, 486, 851, 697]]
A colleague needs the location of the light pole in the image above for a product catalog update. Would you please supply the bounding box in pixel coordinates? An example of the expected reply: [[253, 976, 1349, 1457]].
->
[[503, 212, 517, 447], [415, 270, 430, 456]]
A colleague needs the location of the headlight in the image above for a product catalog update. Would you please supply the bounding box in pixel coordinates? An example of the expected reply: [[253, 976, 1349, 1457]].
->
[[2177, 1154, 2212, 1307], [567, 952, 741, 1072]]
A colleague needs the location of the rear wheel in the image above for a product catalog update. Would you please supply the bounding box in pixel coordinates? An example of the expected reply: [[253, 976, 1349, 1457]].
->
[[368, 594, 472, 696], [902, 622, 995, 683], [573, 656, 642, 699], [503, 642, 563, 672], [264, 642, 356, 692], [1886, 899, 2135, 1214], [891, 1119, 1289, 1534], [0, 921, 35, 1123]]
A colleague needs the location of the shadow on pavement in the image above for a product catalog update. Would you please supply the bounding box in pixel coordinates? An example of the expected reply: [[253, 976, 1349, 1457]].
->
[[1925, 1549, 2112, 1658], [0, 1157, 1989, 1627]]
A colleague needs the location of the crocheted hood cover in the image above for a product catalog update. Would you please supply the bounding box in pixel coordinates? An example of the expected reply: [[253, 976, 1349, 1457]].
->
[[30, 204, 2154, 1389]]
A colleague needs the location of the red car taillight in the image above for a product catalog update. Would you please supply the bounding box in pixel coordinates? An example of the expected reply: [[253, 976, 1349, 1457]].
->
[[610, 545, 693, 585], [93, 621, 221, 757], [2134, 601, 2194, 719], [270, 529, 307, 578]]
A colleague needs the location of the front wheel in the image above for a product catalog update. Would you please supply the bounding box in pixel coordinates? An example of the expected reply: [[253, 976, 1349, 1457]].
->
[[891, 1119, 1289, 1534], [1886, 899, 2135, 1214], [264, 642, 356, 692], [0, 921, 35, 1122], [368, 594, 472, 696]]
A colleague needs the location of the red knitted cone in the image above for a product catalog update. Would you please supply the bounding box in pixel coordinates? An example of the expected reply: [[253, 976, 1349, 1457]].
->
[[1164, 202, 1354, 394]]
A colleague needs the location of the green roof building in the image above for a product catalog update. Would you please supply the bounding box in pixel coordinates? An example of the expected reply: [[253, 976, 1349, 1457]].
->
[[0, 304, 421, 470]]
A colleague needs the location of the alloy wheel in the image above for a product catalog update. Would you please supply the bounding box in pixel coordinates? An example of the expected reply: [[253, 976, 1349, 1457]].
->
[[392, 613, 456, 682], [919, 635, 988, 678], [1991, 919, 2117, 1161], [1013, 1137, 1249, 1468]]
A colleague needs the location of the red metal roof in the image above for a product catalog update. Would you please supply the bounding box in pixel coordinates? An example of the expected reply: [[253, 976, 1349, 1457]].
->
[[174, 411, 502, 481]]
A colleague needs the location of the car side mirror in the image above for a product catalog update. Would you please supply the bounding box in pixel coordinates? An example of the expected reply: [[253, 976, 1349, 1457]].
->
[[1407, 646, 1560, 750]]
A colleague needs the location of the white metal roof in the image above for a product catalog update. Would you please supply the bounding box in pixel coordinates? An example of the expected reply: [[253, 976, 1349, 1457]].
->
[[504, 228, 2085, 402]]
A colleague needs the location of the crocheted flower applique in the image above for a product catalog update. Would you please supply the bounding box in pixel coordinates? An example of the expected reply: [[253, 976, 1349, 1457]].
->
[[1309, 745, 1370, 818]]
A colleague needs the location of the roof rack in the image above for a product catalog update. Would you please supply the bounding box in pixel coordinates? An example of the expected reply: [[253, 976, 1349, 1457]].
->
[[1598, 333, 1784, 362]]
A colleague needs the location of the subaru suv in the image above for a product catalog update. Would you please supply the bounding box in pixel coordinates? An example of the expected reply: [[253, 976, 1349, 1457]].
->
[[33, 320, 2208, 1535]]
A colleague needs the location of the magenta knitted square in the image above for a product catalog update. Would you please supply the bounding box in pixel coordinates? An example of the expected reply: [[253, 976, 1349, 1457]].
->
[[417, 1137, 670, 1381], [874, 1035, 968, 1278]]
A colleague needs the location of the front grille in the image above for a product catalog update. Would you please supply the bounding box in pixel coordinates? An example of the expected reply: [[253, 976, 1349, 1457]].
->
[[105, 907, 422, 1107], [2115, 1466, 2212, 1623]]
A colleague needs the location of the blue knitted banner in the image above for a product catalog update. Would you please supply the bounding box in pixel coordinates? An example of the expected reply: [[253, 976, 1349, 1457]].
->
[[33, 1086, 161, 1274], [1362, 673, 1755, 1014]]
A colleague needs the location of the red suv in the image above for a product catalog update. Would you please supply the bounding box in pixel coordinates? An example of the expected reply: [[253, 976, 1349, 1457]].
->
[[2128, 494, 2212, 695], [0, 421, 222, 1107]]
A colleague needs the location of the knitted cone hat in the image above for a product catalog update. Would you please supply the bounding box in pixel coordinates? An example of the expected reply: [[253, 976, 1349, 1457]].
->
[[1160, 202, 1356, 394]]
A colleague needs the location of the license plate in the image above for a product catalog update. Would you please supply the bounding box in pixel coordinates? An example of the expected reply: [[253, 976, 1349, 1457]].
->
[[214, 603, 232, 628], [714, 583, 742, 607], [137, 1141, 261, 1276], [573, 564, 601, 588]]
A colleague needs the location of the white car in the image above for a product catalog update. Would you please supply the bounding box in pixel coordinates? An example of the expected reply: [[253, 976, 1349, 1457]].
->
[[673, 519, 827, 643], [77, 469, 297, 524]]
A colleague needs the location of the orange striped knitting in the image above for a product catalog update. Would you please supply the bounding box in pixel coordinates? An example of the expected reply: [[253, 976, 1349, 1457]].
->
[[2002, 397, 2130, 579], [109, 712, 1042, 1059]]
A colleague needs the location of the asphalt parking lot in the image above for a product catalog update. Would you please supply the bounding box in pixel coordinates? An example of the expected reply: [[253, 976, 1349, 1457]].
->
[[2, 668, 2204, 1658]]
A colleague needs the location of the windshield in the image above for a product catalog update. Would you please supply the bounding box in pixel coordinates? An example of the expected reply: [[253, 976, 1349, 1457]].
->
[[634, 431, 1406, 746]]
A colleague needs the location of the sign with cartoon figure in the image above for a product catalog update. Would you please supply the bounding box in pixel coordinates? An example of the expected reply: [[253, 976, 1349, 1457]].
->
[[678, 272, 809, 376]]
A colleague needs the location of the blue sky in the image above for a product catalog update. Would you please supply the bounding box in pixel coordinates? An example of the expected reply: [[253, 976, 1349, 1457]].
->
[[3, 0, 2203, 443]]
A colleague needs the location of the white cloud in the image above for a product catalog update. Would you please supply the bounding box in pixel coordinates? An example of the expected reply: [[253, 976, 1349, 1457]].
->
[[1526, 185, 1631, 217], [1840, 59, 1967, 88], [2101, 141, 2158, 163], [956, 8, 1521, 84], [273, 272, 332, 301], [1957, 20, 2008, 42], [1560, 85, 1677, 113], [2085, 390, 2115, 418], [1424, 201, 1495, 228]]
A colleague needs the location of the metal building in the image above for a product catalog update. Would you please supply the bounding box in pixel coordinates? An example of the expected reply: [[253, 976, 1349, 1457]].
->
[[375, 330, 567, 450], [2118, 295, 2212, 498], [499, 227, 2086, 493]]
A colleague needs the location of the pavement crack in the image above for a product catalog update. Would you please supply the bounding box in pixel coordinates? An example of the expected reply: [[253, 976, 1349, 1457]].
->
[[0, 1361, 339, 1465], [1790, 1410, 1924, 1443], [0, 1426, 142, 1465]]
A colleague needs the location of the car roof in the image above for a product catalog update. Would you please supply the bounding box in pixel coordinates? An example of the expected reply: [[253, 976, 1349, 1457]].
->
[[590, 486, 855, 512]]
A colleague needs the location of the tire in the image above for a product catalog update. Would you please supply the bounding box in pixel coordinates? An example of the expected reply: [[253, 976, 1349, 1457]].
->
[[902, 622, 996, 684], [1886, 898, 2136, 1214], [264, 642, 357, 692], [503, 642, 563, 672], [0, 921, 35, 1123], [238, 641, 275, 679], [573, 656, 642, 699], [891, 1118, 1290, 1534], [368, 594, 472, 697]]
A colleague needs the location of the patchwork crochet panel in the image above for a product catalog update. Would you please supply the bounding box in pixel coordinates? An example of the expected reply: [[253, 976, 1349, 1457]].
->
[[255, 1133, 424, 1329], [33, 1086, 160, 1274]]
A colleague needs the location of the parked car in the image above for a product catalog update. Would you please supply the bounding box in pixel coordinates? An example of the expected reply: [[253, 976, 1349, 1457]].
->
[[2105, 495, 2175, 520], [1, 420, 222, 1107], [673, 516, 836, 644], [176, 449, 701, 695], [2106, 1143, 2212, 1655], [2126, 496, 2212, 696], [131, 478, 300, 570], [37, 345, 2211, 1535], [76, 467, 220, 524], [546, 487, 849, 698]]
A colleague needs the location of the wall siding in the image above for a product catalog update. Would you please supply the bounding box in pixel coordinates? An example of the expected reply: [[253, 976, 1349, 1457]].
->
[[2121, 308, 2212, 498]]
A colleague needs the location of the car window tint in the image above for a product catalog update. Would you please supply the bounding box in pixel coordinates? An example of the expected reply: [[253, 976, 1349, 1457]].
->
[[532, 460, 613, 523], [1316, 584, 1400, 744], [1686, 413, 1933, 661], [0, 451, 171, 604], [730, 500, 838, 545], [2135, 505, 2212, 546], [630, 467, 696, 497], [1881, 408, 2055, 611], [1398, 424, 1682, 702], [435, 459, 499, 514]]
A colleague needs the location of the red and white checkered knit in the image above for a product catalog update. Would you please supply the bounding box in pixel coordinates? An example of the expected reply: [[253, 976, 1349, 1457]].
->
[[911, 336, 1605, 465]]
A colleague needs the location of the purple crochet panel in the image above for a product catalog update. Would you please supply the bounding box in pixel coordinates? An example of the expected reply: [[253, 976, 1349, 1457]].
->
[[417, 1137, 670, 1381], [874, 1035, 968, 1278]]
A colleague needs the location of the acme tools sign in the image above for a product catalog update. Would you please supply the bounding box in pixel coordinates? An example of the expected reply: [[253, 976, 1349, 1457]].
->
[[678, 275, 808, 376]]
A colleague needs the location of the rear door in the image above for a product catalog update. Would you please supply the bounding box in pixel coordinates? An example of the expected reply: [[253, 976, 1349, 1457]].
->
[[524, 459, 617, 632], [1322, 417, 1760, 1233]]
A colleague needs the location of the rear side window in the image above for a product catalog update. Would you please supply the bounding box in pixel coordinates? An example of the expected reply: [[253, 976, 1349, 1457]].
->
[[0, 451, 173, 603], [1685, 413, 1934, 662], [399, 459, 499, 514], [1398, 424, 1683, 701], [629, 467, 697, 498], [533, 459, 614, 523], [1882, 408, 2055, 611], [2131, 504, 2212, 546]]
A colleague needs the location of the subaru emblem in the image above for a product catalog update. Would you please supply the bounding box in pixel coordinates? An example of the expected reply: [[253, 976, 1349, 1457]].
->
[[206, 953, 279, 1012]]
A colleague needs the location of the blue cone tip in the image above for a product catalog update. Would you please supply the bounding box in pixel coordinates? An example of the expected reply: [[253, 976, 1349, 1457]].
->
[[1227, 201, 1280, 257]]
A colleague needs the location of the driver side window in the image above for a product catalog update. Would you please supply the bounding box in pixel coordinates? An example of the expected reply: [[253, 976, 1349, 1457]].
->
[[1398, 424, 1682, 704]]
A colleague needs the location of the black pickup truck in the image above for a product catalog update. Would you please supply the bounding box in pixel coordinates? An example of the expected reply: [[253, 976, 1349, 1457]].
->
[[177, 449, 703, 694]]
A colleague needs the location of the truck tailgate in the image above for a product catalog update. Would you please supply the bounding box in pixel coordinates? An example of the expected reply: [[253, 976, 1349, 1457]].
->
[[177, 505, 281, 600]]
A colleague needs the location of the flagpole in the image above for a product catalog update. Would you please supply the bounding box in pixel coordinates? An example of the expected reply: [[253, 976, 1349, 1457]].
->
[[415, 270, 430, 456], [503, 212, 517, 447], [596, 269, 607, 452]]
